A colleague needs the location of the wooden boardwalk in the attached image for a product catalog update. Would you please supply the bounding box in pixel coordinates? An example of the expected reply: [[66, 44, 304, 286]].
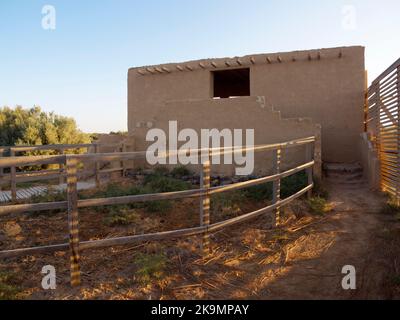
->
[[0, 181, 96, 203]]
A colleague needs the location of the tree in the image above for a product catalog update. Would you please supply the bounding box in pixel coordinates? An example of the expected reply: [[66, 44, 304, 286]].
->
[[0, 106, 91, 147]]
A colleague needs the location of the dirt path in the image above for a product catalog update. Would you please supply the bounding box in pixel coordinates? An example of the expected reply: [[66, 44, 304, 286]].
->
[[263, 174, 385, 299], [197, 172, 389, 300]]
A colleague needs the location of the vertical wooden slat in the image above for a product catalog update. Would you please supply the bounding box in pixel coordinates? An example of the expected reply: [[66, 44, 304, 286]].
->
[[272, 148, 281, 226], [376, 82, 382, 191], [200, 152, 211, 255], [94, 144, 100, 188], [396, 66, 400, 205], [364, 70, 369, 132], [66, 156, 81, 286], [10, 149, 16, 203], [306, 143, 313, 198]]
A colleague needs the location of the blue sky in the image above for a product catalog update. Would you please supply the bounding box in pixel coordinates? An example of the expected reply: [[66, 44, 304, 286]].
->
[[1, 0, 399, 133]]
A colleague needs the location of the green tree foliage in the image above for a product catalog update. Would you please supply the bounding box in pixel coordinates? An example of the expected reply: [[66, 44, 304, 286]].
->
[[0, 106, 91, 147]]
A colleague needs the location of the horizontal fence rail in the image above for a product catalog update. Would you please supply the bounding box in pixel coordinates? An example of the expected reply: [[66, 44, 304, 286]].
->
[[0, 136, 321, 286], [366, 58, 400, 199], [0, 142, 130, 201]]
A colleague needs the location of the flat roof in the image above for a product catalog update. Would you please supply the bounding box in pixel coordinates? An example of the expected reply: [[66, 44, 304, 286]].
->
[[129, 45, 364, 76]]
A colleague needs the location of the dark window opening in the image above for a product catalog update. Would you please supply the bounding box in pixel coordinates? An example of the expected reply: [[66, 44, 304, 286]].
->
[[212, 68, 250, 98]]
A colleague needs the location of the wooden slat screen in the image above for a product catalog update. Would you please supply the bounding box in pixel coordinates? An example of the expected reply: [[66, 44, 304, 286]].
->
[[366, 58, 400, 198]]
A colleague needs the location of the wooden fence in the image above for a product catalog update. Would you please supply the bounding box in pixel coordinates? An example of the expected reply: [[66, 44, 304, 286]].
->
[[0, 136, 320, 286], [0, 142, 129, 202], [365, 58, 400, 199]]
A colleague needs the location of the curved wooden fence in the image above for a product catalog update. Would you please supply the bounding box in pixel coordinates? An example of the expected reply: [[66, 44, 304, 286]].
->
[[0, 136, 320, 286], [0, 142, 129, 202]]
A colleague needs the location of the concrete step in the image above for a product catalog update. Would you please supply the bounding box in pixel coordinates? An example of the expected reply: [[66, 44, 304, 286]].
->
[[323, 162, 363, 174], [325, 171, 364, 181]]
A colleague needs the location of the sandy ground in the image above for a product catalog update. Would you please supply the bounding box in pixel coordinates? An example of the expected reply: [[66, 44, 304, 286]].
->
[[1, 172, 399, 300]]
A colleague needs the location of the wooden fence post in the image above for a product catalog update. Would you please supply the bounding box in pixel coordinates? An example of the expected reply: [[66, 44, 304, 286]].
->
[[0, 148, 4, 192], [200, 151, 211, 255], [94, 144, 100, 188], [59, 149, 65, 185], [313, 125, 322, 181], [122, 142, 127, 177], [10, 149, 17, 203], [66, 156, 81, 286], [272, 148, 281, 226]]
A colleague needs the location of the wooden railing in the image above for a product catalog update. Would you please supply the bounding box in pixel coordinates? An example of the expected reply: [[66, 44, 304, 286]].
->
[[365, 58, 400, 199], [0, 142, 129, 202], [0, 136, 321, 286]]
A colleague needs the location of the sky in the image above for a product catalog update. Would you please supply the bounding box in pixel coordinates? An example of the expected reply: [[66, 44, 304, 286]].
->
[[0, 0, 399, 133]]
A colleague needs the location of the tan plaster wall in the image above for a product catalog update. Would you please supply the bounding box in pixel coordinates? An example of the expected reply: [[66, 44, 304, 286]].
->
[[128, 46, 365, 163], [132, 97, 318, 175]]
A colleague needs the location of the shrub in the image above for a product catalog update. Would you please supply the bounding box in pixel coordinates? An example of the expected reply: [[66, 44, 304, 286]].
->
[[280, 171, 308, 198], [170, 165, 192, 178], [211, 191, 246, 218], [307, 197, 329, 215], [144, 200, 172, 213], [242, 171, 308, 202], [0, 272, 20, 300], [103, 209, 139, 226], [243, 183, 272, 201], [85, 183, 142, 199], [134, 253, 167, 284], [31, 189, 67, 203], [144, 174, 190, 193], [30, 189, 67, 215], [153, 166, 170, 176], [313, 178, 329, 199], [381, 197, 400, 219]]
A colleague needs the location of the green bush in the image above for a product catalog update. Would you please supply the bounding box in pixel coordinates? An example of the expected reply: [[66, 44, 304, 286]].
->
[[31, 189, 67, 203], [28, 168, 192, 215], [86, 183, 142, 199], [144, 200, 172, 213], [144, 174, 190, 193], [0, 272, 20, 300], [281, 171, 308, 198], [313, 178, 329, 199], [211, 190, 246, 218], [30, 189, 67, 216], [381, 197, 400, 219], [170, 165, 192, 178], [307, 197, 329, 215], [134, 253, 167, 284], [104, 209, 139, 226], [242, 171, 308, 202], [243, 182, 273, 201]]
